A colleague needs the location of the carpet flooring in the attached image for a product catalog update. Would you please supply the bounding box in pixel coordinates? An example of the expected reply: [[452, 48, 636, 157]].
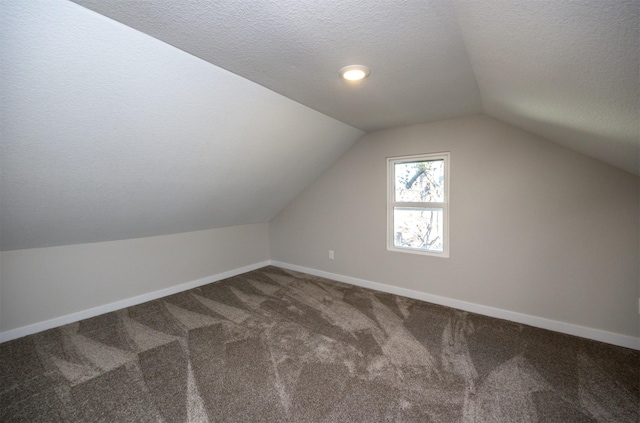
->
[[1, 266, 638, 422]]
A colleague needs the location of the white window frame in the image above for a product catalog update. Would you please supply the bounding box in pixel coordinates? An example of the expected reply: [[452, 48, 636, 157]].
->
[[387, 152, 450, 258]]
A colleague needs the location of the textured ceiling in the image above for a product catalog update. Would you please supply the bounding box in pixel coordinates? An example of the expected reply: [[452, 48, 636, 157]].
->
[[69, 0, 639, 175], [70, 0, 484, 132], [1, 0, 638, 250], [455, 0, 639, 176], [0, 0, 363, 250]]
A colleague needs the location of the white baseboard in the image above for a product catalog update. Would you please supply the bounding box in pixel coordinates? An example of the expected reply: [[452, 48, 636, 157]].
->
[[271, 261, 640, 351], [0, 260, 270, 343], [3, 259, 638, 350]]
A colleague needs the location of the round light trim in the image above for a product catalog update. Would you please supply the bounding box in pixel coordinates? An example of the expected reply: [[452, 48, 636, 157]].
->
[[339, 65, 370, 81]]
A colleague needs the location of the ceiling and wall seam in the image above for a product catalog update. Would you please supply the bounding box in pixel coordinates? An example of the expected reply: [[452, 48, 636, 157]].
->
[[450, 0, 487, 114], [0, 0, 363, 251], [1, 0, 637, 251]]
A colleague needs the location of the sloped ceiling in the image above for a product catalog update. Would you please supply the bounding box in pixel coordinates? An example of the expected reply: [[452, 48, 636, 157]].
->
[[68, 0, 485, 132], [0, 0, 363, 250], [1, 0, 638, 250], [455, 0, 639, 177], [70, 0, 639, 174]]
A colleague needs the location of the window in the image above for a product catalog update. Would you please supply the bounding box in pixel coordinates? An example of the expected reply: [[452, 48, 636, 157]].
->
[[387, 152, 449, 257]]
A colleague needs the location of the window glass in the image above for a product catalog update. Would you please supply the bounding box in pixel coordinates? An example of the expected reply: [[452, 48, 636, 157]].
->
[[393, 207, 444, 252], [394, 160, 444, 203], [387, 153, 449, 257]]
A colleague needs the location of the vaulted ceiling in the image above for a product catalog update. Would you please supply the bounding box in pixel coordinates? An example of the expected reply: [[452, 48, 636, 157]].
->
[[71, 0, 639, 174], [1, 0, 638, 251]]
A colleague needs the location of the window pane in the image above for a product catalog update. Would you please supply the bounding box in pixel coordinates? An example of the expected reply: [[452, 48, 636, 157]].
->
[[393, 207, 444, 252], [394, 160, 444, 202]]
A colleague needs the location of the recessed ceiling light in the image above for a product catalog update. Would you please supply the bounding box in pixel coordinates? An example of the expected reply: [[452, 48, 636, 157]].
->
[[339, 65, 370, 81]]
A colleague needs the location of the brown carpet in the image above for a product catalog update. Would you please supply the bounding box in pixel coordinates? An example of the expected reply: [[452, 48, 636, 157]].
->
[[1, 266, 638, 422]]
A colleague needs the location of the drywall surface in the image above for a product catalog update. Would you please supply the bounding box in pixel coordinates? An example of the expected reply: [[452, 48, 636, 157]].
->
[[67, 0, 639, 176], [269, 115, 640, 338], [0, 0, 363, 251], [71, 0, 482, 132], [0, 223, 269, 333], [455, 0, 639, 175]]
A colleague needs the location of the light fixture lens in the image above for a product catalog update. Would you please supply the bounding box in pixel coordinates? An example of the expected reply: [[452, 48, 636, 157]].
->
[[339, 65, 370, 81], [343, 69, 366, 80]]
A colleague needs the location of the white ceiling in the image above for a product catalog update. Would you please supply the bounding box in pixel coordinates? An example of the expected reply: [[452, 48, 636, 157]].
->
[[1, 0, 638, 251], [70, 0, 639, 174], [0, 0, 363, 250], [69, 0, 484, 132], [455, 0, 639, 176]]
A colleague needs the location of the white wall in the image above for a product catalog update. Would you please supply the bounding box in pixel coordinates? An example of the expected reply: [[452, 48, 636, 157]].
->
[[269, 115, 639, 344], [0, 223, 269, 339]]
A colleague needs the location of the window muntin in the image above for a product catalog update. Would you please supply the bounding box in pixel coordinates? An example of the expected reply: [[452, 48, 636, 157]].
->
[[387, 153, 449, 257]]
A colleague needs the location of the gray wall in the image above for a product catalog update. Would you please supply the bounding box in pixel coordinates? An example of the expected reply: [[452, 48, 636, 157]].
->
[[1, 223, 269, 334], [269, 115, 639, 338]]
